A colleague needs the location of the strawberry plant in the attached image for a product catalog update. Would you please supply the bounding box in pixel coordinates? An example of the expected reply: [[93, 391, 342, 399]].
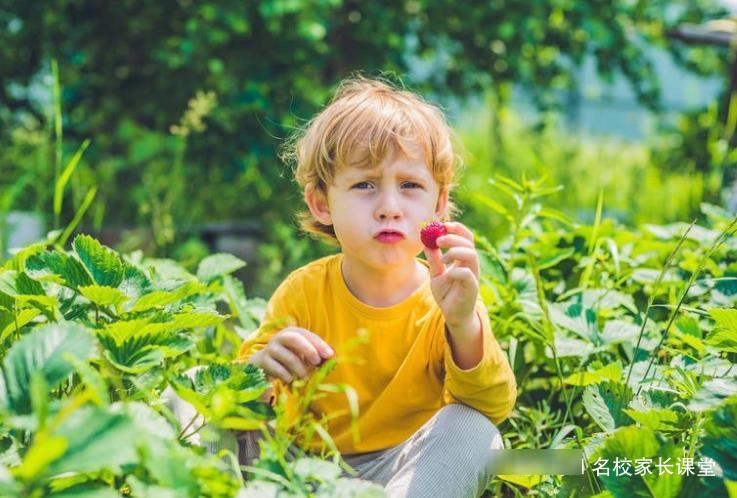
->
[[0, 234, 384, 497], [475, 176, 737, 497]]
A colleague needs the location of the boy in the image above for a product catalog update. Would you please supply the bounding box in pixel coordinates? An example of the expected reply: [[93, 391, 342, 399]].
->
[[239, 76, 517, 497]]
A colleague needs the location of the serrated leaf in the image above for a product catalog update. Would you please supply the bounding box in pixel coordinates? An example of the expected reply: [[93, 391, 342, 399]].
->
[[25, 251, 93, 289], [564, 362, 622, 386], [597, 426, 682, 498], [0, 271, 42, 297], [72, 235, 124, 287], [101, 344, 165, 374], [294, 457, 341, 481], [2, 242, 46, 272], [0, 308, 41, 344], [622, 407, 686, 432], [582, 381, 633, 432], [1, 322, 95, 413], [690, 379, 737, 412], [223, 275, 259, 330], [166, 311, 224, 330], [701, 397, 737, 481], [549, 302, 598, 343], [130, 282, 206, 312], [537, 247, 575, 270], [118, 264, 152, 304], [706, 308, 737, 353], [78, 285, 129, 307], [196, 253, 246, 282]]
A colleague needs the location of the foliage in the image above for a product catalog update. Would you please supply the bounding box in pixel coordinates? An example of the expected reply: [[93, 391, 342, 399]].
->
[[456, 106, 704, 237], [0, 234, 382, 497], [0, 0, 728, 233], [476, 175, 737, 496]]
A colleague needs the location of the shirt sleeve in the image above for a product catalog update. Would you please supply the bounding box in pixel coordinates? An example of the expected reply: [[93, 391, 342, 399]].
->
[[442, 301, 517, 425]]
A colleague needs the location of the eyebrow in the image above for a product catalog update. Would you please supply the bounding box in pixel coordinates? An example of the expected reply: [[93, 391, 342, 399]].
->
[[343, 164, 432, 182]]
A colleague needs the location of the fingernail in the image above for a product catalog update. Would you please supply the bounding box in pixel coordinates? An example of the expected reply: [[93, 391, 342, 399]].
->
[[325, 347, 334, 357]]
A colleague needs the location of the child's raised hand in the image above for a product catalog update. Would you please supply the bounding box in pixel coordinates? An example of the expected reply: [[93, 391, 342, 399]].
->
[[248, 328, 335, 384], [423, 221, 480, 333]]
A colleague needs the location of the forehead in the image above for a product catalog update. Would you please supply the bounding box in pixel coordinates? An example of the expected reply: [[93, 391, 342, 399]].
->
[[338, 151, 433, 180]]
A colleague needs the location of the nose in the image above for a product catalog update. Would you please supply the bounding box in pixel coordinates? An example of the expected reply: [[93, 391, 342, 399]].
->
[[375, 188, 402, 220]]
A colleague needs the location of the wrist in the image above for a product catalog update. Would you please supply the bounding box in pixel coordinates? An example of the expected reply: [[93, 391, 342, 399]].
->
[[445, 312, 481, 339]]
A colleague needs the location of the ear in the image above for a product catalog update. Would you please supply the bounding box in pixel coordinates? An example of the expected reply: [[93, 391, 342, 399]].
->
[[435, 188, 450, 219], [305, 183, 332, 226]]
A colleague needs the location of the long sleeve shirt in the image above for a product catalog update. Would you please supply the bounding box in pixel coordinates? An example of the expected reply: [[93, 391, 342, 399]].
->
[[238, 253, 517, 455]]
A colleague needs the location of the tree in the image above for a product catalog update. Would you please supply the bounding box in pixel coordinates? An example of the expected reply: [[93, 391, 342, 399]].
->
[[0, 0, 728, 232]]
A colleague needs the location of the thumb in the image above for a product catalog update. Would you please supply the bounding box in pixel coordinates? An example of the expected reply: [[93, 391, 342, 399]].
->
[[424, 246, 445, 278]]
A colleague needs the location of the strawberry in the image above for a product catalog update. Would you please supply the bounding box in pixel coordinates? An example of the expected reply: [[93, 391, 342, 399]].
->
[[420, 221, 447, 249]]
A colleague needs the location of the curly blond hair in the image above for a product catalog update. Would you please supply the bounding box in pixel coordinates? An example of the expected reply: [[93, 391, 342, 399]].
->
[[281, 75, 461, 243]]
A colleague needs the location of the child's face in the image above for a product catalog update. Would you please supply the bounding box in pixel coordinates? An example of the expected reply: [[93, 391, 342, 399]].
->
[[307, 145, 447, 271]]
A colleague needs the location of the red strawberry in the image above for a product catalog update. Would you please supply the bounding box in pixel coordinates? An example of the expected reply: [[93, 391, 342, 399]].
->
[[420, 221, 447, 249]]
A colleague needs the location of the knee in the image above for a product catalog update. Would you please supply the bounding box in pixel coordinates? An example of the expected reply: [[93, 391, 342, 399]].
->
[[435, 404, 503, 453]]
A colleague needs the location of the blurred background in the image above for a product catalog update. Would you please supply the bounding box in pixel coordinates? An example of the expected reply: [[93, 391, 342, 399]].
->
[[1, 0, 736, 297]]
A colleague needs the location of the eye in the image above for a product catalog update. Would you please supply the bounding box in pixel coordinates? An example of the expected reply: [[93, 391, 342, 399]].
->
[[402, 181, 423, 189], [352, 181, 373, 189]]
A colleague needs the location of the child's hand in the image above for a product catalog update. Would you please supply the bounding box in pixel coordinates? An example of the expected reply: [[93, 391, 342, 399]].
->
[[248, 328, 335, 384], [423, 221, 480, 334]]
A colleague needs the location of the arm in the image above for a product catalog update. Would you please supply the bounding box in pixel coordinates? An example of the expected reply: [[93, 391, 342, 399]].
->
[[424, 221, 517, 423], [442, 302, 517, 424]]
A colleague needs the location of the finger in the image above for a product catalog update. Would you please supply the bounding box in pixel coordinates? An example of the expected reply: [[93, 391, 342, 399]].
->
[[423, 246, 446, 278], [278, 330, 324, 366], [444, 266, 479, 289], [293, 328, 335, 360], [440, 247, 479, 275], [269, 343, 309, 378], [443, 222, 475, 244], [436, 233, 474, 250], [260, 355, 293, 384]]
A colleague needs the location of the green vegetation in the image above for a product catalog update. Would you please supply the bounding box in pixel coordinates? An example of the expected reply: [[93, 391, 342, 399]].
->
[[1, 180, 736, 495]]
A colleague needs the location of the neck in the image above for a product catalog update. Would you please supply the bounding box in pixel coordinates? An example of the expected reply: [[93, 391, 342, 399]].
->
[[341, 255, 427, 307]]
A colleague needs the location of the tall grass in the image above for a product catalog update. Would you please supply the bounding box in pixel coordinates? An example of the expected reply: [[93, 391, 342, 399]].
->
[[455, 100, 704, 239]]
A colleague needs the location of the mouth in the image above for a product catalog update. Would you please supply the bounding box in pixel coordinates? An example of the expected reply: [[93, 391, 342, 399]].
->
[[374, 229, 405, 244]]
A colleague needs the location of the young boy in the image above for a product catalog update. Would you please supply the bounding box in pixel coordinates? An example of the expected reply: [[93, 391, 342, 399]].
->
[[239, 76, 517, 497]]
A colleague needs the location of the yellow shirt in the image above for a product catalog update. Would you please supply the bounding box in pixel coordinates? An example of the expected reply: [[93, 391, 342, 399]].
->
[[238, 253, 517, 455]]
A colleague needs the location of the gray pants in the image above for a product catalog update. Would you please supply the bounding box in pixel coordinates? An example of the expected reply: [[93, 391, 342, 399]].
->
[[239, 403, 503, 498]]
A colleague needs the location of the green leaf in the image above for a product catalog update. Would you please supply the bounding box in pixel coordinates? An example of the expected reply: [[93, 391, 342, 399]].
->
[[701, 396, 737, 481], [1, 323, 95, 413], [118, 264, 152, 305], [223, 275, 260, 330], [536, 247, 575, 270], [45, 405, 140, 476], [72, 235, 124, 288], [78, 285, 129, 307], [0, 308, 41, 344], [294, 457, 341, 482], [549, 301, 598, 343], [706, 308, 737, 353], [622, 407, 686, 433], [596, 426, 683, 498], [25, 251, 93, 290], [196, 253, 246, 282], [11, 435, 68, 481], [582, 381, 633, 432], [50, 486, 120, 498], [130, 281, 206, 312], [690, 379, 737, 412], [564, 362, 622, 386]]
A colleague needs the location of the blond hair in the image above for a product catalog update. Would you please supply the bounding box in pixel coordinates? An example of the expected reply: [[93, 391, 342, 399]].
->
[[283, 75, 460, 243]]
